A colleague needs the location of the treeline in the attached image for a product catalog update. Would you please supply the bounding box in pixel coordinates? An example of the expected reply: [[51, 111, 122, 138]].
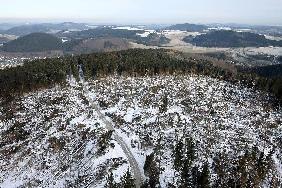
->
[[237, 64, 282, 101], [0, 57, 68, 98], [245, 64, 282, 78], [0, 49, 281, 102], [0, 49, 231, 98]]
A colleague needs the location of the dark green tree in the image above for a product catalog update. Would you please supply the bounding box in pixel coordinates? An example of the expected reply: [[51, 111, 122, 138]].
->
[[173, 140, 184, 171], [105, 172, 118, 188], [120, 168, 135, 188], [143, 153, 160, 188], [198, 162, 210, 188]]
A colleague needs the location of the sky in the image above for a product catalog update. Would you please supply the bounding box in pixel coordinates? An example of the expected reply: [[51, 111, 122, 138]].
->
[[0, 0, 282, 25]]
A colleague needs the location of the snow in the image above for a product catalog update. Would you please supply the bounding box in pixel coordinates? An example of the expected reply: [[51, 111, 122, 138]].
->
[[113, 26, 144, 31], [88, 75, 282, 186], [61, 38, 68, 43], [136, 31, 151, 37], [1, 74, 281, 187], [208, 27, 232, 30], [136, 30, 155, 37], [0, 81, 130, 188]]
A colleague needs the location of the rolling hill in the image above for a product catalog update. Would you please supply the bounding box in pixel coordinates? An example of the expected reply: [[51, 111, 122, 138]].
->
[[184, 30, 282, 47], [166, 23, 208, 32], [70, 38, 130, 53], [1, 22, 89, 36], [2, 33, 63, 52], [58, 27, 170, 46]]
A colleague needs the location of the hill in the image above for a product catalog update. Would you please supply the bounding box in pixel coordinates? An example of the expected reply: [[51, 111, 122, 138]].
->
[[59, 27, 143, 40], [2, 33, 63, 52], [0, 49, 281, 187], [166, 23, 208, 32], [2, 22, 89, 36], [184, 30, 282, 47], [70, 38, 130, 53], [0, 48, 281, 101], [58, 27, 170, 46]]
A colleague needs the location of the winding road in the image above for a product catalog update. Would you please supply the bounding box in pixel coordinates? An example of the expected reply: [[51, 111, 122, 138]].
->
[[83, 84, 143, 188]]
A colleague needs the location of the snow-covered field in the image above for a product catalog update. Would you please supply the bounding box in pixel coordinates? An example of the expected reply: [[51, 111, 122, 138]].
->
[[245, 47, 282, 56], [0, 74, 281, 187]]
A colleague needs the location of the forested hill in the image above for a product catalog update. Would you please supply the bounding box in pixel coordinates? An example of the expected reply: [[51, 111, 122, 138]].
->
[[0, 49, 231, 98], [2, 33, 63, 52], [184, 30, 282, 47], [165, 23, 208, 32], [0, 49, 281, 102], [57, 27, 170, 46], [0, 22, 89, 36]]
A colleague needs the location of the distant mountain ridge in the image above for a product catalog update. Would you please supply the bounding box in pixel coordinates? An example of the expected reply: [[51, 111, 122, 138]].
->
[[0, 22, 89, 36]]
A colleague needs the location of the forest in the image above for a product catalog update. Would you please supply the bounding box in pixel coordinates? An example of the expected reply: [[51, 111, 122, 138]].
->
[[2, 33, 63, 52], [0, 49, 281, 102], [165, 23, 208, 32], [184, 30, 282, 47], [58, 27, 170, 47]]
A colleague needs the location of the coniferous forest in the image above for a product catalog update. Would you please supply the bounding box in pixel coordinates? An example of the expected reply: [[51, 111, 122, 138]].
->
[[0, 49, 281, 102], [0, 49, 282, 188]]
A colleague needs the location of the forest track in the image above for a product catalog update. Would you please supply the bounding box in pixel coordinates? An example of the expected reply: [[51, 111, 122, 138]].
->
[[83, 84, 143, 188]]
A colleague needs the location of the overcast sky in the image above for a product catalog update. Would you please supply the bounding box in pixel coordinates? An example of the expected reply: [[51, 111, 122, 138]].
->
[[0, 0, 281, 25]]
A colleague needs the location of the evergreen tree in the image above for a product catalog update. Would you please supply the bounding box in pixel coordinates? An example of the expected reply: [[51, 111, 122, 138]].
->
[[105, 172, 118, 188], [144, 153, 155, 176], [143, 153, 160, 188], [120, 168, 135, 188], [173, 140, 184, 171], [160, 94, 168, 113], [178, 137, 197, 188], [185, 137, 196, 168], [198, 162, 210, 188]]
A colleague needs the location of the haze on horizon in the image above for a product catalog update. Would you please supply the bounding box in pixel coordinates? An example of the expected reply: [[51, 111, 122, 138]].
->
[[0, 0, 281, 26]]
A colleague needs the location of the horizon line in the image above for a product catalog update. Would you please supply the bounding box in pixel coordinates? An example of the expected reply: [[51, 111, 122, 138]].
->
[[0, 18, 282, 27]]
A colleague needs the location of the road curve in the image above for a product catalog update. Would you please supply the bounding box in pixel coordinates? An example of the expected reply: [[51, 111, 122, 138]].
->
[[84, 85, 143, 188]]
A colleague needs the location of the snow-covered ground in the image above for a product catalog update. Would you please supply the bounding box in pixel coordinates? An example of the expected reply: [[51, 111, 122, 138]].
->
[[0, 74, 281, 187], [88, 75, 282, 187], [113, 26, 144, 31], [0, 82, 130, 188], [136, 30, 155, 38], [0, 56, 25, 69], [245, 47, 282, 56]]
